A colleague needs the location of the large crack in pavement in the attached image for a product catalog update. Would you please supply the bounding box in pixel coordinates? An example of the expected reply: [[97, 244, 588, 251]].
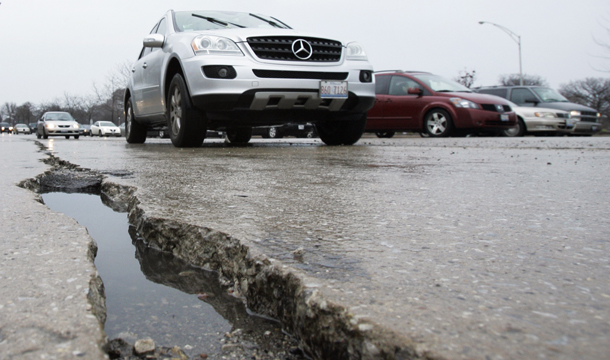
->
[[19, 144, 436, 360]]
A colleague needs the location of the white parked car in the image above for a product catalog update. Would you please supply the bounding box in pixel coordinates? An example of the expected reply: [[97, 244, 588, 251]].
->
[[123, 10, 375, 147], [91, 121, 121, 137], [502, 100, 573, 137]]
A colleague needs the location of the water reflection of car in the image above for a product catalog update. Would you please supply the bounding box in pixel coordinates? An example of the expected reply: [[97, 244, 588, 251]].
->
[[365, 71, 517, 137], [253, 123, 317, 138], [36, 112, 80, 139], [501, 100, 573, 137], [12, 123, 31, 134], [0, 122, 13, 133], [91, 121, 121, 137]]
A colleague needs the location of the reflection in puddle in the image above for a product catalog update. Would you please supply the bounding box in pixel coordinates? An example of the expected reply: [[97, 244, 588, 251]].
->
[[41, 192, 299, 359]]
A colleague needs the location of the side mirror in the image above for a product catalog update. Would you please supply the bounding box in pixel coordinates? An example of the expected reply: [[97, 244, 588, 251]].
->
[[143, 34, 165, 48], [408, 87, 423, 96]]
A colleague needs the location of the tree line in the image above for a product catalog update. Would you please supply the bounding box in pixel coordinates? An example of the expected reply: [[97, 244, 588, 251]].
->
[[0, 61, 131, 126]]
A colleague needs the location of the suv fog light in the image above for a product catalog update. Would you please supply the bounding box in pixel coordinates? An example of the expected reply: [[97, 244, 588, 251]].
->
[[203, 65, 237, 79], [359, 70, 372, 83]]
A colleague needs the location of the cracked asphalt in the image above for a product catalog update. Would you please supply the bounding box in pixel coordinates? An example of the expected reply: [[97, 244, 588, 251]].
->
[[2, 133, 610, 359]]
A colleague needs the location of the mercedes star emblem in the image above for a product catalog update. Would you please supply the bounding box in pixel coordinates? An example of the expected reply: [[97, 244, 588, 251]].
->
[[292, 39, 313, 60]]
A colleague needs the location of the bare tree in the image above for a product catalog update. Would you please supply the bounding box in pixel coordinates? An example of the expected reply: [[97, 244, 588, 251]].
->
[[1, 102, 17, 124], [498, 73, 548, 86], [559, 77, 610, 130], [93, 60, 132, 124], [454, 69, 477, 88], [14, 102, 36, 124]]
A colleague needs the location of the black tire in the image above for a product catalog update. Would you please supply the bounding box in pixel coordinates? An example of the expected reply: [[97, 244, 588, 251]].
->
[[502, 118, 526, 137], [74, 136, 80, 140], [424, 109, 453, 137], [65, 136, 70, 139], [125, 98, 147, 144], [36, 131, 41, 139], [167, 74, 206, 147], [315, 113, 367, 146], [375, 131, 395, 138], [268, 127, 283, 138], [42, 130, 48, 139], [226, 127, 253, 144]]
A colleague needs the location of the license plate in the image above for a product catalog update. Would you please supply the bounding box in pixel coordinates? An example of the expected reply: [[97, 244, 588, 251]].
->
[[320, 81, 348, 99], [500, 114, 509, 121], [298, 125, 305, 130], [566, 119, 573, 127]]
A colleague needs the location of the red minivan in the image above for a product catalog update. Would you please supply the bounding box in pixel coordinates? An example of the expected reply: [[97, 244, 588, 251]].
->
[[366, 71, 517, 137]]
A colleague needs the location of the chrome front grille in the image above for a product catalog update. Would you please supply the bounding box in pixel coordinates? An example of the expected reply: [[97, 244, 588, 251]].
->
[[247, 36, 342, 62]]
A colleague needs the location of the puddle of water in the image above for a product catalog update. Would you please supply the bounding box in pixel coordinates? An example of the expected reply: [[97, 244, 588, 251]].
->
[[42, 192, 300, 359]]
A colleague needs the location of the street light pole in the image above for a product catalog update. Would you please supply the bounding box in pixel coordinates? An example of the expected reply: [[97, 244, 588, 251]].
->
[[479, 21, 523, 86]]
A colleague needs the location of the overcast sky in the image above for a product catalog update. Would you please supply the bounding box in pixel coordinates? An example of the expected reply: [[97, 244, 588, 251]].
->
[[1, 0, 609, 105]]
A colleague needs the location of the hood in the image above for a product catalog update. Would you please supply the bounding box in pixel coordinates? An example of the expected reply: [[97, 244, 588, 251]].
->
[[180, 27, 343, 44], [530, 101, 596, 112], [445, 92, 512, 105]]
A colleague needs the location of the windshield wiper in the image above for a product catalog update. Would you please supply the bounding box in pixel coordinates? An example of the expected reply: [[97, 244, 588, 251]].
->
[[192, 14, 245, 28], [249, 13, 290, 29]]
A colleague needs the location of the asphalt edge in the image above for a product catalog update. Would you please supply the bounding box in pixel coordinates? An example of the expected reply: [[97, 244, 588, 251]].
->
[[20, 150, 442, 360]]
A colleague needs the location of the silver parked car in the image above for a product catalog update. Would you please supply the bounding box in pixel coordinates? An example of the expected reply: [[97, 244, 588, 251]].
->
[[502, 100, 573, 137], [123, 10, 375, 147], [36, 112, 80, 139]]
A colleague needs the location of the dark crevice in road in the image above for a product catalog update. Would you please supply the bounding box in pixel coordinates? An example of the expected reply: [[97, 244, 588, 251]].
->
[[18, 146, 429, 360]]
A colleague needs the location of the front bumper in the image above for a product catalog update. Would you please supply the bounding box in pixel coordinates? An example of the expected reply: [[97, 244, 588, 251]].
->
[[181, 54, 375, 125], [454, 108, 517, 129], [568, 119, 602, 135], [46, 129, 80, 136]]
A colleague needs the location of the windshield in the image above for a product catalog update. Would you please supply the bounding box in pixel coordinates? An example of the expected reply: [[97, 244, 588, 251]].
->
[[411, 73, 472, 93], [100, 121, 116, 127], [174, 11, 289, 32], [45, 112, 74, 121], [532, 87, 569, 102]]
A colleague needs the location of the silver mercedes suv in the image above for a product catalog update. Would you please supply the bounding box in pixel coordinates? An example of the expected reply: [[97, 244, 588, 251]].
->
[[124, 10, 375, 147]]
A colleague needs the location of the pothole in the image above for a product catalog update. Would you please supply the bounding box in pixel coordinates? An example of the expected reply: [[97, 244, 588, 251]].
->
[[22, 164, 306, 359], [19, 152, 414, 360]]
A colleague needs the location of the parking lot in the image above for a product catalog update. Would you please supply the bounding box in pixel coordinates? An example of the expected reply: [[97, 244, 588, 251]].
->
[[2, 133, 610, 359]]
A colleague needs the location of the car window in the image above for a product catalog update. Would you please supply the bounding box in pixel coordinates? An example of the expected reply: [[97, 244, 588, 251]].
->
[[510, 88, 537, 104], [389, 76, 420, 96], [45, 113, 74, 121], [156, 18, 167, 35], [138, 19, 164, 59], [374, 75, 391, 95], [173, 11, 286, 32], [531, 87, 569, 102], [478, 88, 507, 98], [100, 121, 116, 127]]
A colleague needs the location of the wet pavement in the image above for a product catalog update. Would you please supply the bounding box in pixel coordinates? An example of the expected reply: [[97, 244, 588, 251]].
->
[[2, 133, 610, 359]]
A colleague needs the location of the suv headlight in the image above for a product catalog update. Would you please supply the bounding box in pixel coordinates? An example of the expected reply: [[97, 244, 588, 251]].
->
[[191, 35, 243, 56], [345, 42, 368, 61], [73, 124, 80, 129], [450, 97, 479, 109], [570, 110, 581, 116], [534, 112, 557, 118], [46, 124, 55, 129]]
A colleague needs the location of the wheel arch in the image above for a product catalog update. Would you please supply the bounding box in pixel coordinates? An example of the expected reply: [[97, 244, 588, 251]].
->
[[164, 57, 187, 104], [422, 105, 455, 130]]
